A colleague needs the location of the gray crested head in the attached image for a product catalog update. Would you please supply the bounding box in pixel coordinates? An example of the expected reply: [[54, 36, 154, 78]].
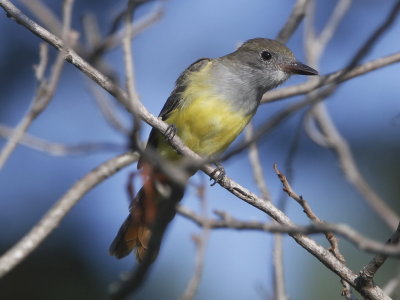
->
[[225, 38, 318, 92], [210, 38, 318, 114]]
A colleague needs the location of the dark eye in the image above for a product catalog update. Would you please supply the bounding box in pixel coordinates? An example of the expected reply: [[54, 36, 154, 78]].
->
[[261, 51, 272, 61]]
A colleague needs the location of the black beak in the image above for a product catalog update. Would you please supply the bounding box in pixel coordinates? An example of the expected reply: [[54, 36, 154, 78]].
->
[[281, 61, 318, 76]]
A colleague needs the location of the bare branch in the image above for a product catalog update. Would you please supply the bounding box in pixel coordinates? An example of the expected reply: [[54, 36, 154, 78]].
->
[[0, 0, 74, 169], [357, 223, 400, 288], [245, 124, 271, 201], [34, 42, 49, 80], [276, 0, 311, 44], [304, 2, 355, 298], [304, 0, 398, 231], [181, 182, 210, 300], [305, 0, 352, 59], [272, 234, 288, 300], [88, 3, 163, 60], [0, 152, 138, 278], [177, 206, 400, 258], [0, 124, 123, 155], [383, 270, 400, 296], [245, 123, 287, 299], [261, 52, 400, 104], [311, 105, 398, 230], [273, 164, 345, 261], [87, 84, 131, 136], [20, 0, 63, 37], [122, 1, 142, 144]]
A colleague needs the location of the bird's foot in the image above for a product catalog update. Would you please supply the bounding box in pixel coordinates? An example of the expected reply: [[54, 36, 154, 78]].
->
[[165, 124, 177, 142], [210, 162, 225, 186]]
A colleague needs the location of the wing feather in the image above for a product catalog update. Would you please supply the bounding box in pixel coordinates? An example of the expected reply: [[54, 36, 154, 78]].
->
[[137, 58, 211, 169]]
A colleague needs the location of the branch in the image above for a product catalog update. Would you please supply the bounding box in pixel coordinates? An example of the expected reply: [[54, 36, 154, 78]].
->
[[261, 52, 400, 104], [180, 182, 210, 300], [383, 270, 400, 297], [88, 3, 163, 62], [245, 124, 286, 299], [276, 0, 310, 44], [303, 0, 399, 230], [357, 223, 400, 288], [304, 1, 355, 298], [177, 206, 400, 258], [310, 105, 398, 230], [245, 124, 271, 201], [0, 0, 74, 169], [274, 160, 353, 298], [0, 151, 138, 278], [0, 124, 123, 155], [122, 1, 142, 145], [20, 0, 63, 38], [0, 2, 394, 299], [86, 84, 131, 136]]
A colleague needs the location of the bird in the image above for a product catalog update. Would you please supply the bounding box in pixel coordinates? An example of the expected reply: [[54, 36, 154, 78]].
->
[[109, 38, 318, 261]]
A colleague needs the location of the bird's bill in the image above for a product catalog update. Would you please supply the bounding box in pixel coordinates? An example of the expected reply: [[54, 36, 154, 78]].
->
[[281, 62, 318, 76]]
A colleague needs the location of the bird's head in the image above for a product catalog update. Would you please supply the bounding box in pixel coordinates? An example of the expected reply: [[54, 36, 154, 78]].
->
[[228, 38, 318, 92]]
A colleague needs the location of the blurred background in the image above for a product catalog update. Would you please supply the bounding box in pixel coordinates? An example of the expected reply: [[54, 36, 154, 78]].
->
[[0, 0, 399, 299]]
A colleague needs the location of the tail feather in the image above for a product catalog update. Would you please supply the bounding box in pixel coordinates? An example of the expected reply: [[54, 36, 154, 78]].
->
[[135, 226, 151, 261], [109, 181, 158, 261], [110, 164, 185, 262], [109, 214, 135, 259], [109, 213, 152, 261]]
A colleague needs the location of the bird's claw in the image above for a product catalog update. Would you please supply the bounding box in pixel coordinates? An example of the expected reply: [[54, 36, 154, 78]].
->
[[165, 124, 177, 142], [210, 162, 225, 186]]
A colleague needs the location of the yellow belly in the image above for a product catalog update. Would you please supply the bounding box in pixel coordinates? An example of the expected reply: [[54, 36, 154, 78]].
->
[[159, 95, 252, 161]]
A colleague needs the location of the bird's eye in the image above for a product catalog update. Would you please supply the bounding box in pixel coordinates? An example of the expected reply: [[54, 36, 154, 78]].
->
[[260, 51, 272, 61]]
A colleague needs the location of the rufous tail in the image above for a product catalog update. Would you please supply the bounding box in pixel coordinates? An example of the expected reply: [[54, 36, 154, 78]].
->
[[109, 212, 151, 261], [109, 184, 158, 261], [110, 163, 186, 262]]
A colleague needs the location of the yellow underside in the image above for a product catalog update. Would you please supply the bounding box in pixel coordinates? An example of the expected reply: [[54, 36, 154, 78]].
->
[[158, 69, 252, 161]]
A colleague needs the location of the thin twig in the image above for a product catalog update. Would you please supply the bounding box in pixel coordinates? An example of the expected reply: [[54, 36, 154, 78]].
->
[[272, 234, 287, 300], [81, 14, 130, 136], [225, 0, 400, 178], [305, 0, 397, 231], [305, 0, 352, 59], [88, 3, 163, 61], [245, 123, 286, 299], [0, 152, 138, 278], [181, 181, 210, 300], [273, 164, 345, 262], [20, 0, 63, 37], [122, 1, 142, 146], [177, 206, 400, 257], [0, 124, 123, 155], [87, 84, 131, 136], [357, 223, 400, 288], [245, 124, 271, 201], [304, 2, 355, 298], [383, 269, 400, 296], [0, 0, 74, 169], [314, 103, 398, 230], [261, 51, 400, 104], [34, 42, 48, 80], [276, 0, 311, 44]]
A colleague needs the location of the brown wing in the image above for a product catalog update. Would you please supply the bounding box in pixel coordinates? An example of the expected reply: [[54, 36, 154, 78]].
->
[[137, 58, 211, 169]]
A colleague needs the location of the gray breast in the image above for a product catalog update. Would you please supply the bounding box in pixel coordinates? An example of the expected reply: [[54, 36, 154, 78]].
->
[[207, 61, 263, 116]]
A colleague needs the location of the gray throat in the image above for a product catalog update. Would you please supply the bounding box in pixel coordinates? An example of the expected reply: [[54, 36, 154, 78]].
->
[[208, 59, 274, 116]]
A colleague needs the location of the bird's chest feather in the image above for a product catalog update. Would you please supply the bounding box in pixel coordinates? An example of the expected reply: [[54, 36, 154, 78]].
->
[[165, 92, 252, 157]]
